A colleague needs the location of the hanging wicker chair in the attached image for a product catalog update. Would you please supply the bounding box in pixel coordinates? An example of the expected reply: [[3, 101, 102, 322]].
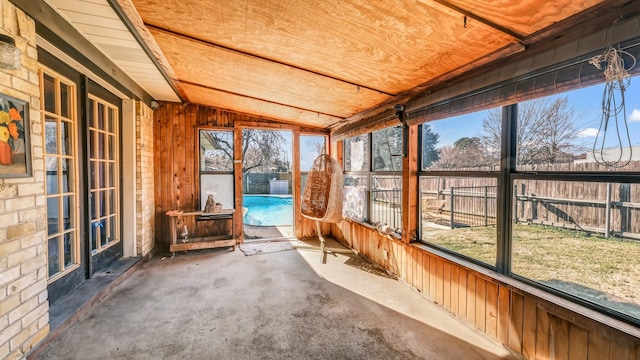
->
[[301, 154, 343, 223], [299, 154, 352, 262]]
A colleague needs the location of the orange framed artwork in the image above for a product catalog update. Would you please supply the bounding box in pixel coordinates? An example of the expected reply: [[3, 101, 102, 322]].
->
[[0, 94, 31, 178]]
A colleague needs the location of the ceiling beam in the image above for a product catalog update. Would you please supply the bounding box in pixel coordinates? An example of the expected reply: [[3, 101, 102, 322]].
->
[[144, 24, 396, 97], [331, 0, 638, 135], [181, 80, 346, 120], [328, 41, 526, 131]]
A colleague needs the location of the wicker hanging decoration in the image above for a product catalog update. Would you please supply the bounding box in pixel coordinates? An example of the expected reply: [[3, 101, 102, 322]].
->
[[301, 154, 343, 223]]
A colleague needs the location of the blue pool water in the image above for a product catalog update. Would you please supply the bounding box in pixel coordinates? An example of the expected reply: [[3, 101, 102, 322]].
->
[[243, 195, 293, 226]]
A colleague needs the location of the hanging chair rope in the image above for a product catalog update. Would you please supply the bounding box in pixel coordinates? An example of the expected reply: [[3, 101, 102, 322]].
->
[[588, 46, 636, 168]]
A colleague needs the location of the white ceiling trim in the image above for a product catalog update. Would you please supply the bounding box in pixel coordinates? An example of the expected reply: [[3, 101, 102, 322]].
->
[[44, 0, 179, 102]]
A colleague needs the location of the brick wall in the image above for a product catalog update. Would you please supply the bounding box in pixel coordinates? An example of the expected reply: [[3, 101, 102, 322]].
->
[[0, 2, 49, 359], [136, 101, 155, 256]]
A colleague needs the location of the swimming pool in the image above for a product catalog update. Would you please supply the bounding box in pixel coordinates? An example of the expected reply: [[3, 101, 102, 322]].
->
[[243, 195, 293, 226]]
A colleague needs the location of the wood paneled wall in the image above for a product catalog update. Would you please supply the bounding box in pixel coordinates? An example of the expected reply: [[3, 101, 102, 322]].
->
[[153, 103, 326, 251], [331, 220, 640, 360]]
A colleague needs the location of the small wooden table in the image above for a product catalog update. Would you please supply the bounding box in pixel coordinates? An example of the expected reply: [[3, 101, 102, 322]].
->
[[166, 210, 236, 256]]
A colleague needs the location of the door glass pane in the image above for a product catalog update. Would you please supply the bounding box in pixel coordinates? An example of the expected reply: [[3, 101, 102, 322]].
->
[[90, 221, 97, 252], [43, 74, 56, 113], [48, 237, 60, 276], [62, 195, 73, 230], [99, 219, 107, 246], [99, 190, 106, 218], [63, 233, 74, 267], [89, 132, 96, 159], [98, 162, 105, 188], [61, 120, 72, 155], [88, 99, 95, 127], [60, 82, 71, 118], [108, 134, 114, 160], [97, 103, 104, 129], [45, 117, 58, 154], [109, 217, 117, 243], [109, 190, 116, 215], [90, 191, 97, 220], [108, 107, 114, 133], [47, 197, 59, 235], [98, 132, 104, 159], [90, 162, 96, 189], [108, 163, 115, 188], [46, 158, 59, 194], [61, 158, 72, 193]]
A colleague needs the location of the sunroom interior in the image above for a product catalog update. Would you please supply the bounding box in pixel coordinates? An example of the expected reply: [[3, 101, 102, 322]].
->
[[2, 0, 640, 359]]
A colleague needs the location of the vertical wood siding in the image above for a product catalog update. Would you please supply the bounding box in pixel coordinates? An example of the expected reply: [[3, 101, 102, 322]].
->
[[153, 103, 323, 251], [331, 221, 640, 360]]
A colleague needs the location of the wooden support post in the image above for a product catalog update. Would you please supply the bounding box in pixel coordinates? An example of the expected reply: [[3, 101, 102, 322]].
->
[[234, 127, 244, 243], [402, 124, 418, 243], [293, 128, 302, 239]]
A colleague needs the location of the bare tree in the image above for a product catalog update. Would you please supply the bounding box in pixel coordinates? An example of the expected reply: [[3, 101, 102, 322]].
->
[[482, 97, 583, 165], [200, 129, 288, 173], [241, 129, 288, 173], [433, 137, 495, 169]]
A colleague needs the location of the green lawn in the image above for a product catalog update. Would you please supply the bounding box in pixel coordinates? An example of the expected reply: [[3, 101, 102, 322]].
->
[[423, 223, 640, 318]]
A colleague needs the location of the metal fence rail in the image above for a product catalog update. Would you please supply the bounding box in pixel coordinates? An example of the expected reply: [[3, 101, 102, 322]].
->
[[371, 188, 402, 231]]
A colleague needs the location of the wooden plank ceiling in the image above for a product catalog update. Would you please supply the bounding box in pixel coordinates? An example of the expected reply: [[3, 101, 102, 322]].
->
[[125, 0, 606, 129]]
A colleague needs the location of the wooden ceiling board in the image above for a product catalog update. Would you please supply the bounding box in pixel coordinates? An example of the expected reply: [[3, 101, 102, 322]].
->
[[182, 83, 341, 128], [438, 0, 605, 37], [149, 28, 390, 118], [131, 0, 516, 95]]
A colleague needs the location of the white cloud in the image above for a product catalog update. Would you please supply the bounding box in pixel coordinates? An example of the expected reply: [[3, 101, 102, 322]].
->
[[577, 127, 599, 137], [630, 108, 640, 122]]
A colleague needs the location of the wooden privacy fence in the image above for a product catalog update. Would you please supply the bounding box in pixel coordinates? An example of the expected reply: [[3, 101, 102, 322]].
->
[[421, 186, 498, 229], [418, 178, 640, 240], [514, 181, 640, 240]]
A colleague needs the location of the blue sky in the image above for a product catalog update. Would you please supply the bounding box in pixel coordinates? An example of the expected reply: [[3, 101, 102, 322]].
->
[[428, 79, 640, 151], [300, 135, 325, 171]]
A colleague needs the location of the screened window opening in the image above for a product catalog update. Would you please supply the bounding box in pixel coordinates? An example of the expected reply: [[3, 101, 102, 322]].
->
[[199, 129, 234, 211], [516, 81, 640, 172], [421, 109, 499, 172], [511, 179, 640, 322], [343, 130, 403, 233], [420, 176, 498, 267]]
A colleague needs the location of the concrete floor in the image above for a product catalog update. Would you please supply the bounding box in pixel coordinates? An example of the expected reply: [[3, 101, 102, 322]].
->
[[34, 239, 519, 360]]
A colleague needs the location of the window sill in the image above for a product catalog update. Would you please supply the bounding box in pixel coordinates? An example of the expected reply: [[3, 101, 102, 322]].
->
[[342, 218, 402, 240]]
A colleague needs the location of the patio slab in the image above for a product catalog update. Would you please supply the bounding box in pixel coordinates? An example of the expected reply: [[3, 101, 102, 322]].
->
[[32, 240, 519, 360]]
